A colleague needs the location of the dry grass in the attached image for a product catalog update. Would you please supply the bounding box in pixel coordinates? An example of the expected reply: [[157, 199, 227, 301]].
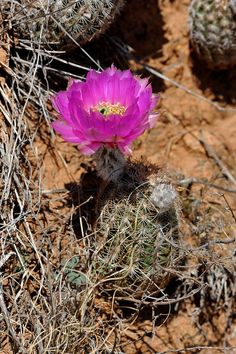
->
[[0, 3, 102, 351], [0, 2, 236, 353]]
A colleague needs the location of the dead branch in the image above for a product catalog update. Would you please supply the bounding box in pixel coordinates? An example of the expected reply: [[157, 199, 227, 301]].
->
[[199, 132, 236, 186]]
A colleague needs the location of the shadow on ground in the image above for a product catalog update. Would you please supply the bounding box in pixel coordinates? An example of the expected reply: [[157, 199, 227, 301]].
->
[[52, 0, 167, 87], [190, 48, 236, 104], [110, 0, 167, 60], [65, 167, 100, 238]]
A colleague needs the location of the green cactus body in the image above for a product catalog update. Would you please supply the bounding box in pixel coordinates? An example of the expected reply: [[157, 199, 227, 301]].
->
[[2, 0, 124, 46], [189, 0, 236, 69], [93, 164, 181, 297]]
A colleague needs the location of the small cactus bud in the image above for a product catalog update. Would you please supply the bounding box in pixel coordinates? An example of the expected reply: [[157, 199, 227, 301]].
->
[[93, 145, 126, 183], [150, 183, 177, 212]]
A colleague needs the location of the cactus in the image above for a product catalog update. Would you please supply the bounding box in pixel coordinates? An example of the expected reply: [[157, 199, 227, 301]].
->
[[94, 146, 126, 183], [1, 0, 124, 47], [189, 0, 236, 69], [92, 162, 181, 297]]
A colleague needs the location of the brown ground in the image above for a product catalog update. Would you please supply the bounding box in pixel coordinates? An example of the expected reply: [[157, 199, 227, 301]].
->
[[1, 0, 236, 353]]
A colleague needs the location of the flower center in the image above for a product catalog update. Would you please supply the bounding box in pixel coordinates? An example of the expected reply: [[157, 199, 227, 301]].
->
[[93, 102, 126, 117]]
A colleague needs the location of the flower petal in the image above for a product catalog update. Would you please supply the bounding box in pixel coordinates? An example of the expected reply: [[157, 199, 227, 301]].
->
[[51, 65, 160, 156], [52, 91, 71, 123], [52, 121, 82, 143], [78, 142, 102, 155]]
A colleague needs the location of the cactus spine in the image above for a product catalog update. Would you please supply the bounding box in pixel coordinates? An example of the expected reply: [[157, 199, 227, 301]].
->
[[189, 0, 236, 69], [93, 162, 181, 296], [1, 0, 124, 46]]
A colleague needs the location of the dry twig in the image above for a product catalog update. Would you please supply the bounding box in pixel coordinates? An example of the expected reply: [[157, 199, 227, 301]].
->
[[199, 131, 236, 186]]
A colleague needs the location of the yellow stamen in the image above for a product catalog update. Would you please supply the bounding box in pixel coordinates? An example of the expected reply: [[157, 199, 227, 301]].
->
[[92, 102, 126, 118]]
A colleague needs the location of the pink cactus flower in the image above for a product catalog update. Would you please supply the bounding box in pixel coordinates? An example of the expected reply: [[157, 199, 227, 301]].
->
[[52, 65, 159, 155]]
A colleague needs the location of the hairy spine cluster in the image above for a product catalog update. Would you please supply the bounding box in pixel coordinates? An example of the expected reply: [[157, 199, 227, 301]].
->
[[2, 0, 124, 46]]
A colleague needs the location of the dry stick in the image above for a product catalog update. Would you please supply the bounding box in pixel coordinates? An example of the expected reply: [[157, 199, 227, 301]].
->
[[178, 177, 236, 194], [13, 55, 85, 80], [0, 0, 40, 25], [221, 194, 236, 223], [17, 42, 93, 72], [211, 237, 236, 245], [170, 116, 236, 191], [0, 43, 41, 207], [199, 132, 236, 186], [0, 286, 22, 353], [50, 14, 102, 70], [115, 285, 205, 307], [158, 346, 236, 354], [0, 252, 27, 353], [143, 64, 236, 112], [0, 252, 15, 270], [196, 237, 236, 251]]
